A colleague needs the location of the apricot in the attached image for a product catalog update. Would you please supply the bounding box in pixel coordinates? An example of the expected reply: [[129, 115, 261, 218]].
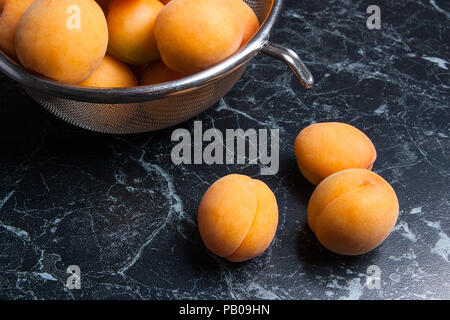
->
[[140, 60, 184, 85], [228, 0, 259, 46], [308, 169, 399, 255], [107, 0, 163, 65], [77, 55, 138, 128], [0, 0, 34, 59], [79, 55, 137, 88], [294, 122, 377, 185], [198, 174, 278, 262], [15, 0, 108, 84], [154, 0, 244, 75]]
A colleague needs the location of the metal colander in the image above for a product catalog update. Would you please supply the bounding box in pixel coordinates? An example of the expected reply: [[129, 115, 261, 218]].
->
[[0, 0, 313, 134]]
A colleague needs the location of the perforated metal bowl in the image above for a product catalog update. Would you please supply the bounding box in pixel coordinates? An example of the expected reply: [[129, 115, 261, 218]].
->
[[0, 0, 313, 134]]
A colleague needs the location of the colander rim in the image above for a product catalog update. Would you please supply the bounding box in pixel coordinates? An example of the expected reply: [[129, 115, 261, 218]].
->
[[0, 0, 282, 104]]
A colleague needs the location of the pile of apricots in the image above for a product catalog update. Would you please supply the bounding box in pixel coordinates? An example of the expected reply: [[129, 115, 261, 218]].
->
[[0, 0, 259, 87], [198, 122, 399, 261]]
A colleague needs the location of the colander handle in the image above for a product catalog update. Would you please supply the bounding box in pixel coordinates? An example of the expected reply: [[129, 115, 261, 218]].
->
[[261, 42, 314, 88]]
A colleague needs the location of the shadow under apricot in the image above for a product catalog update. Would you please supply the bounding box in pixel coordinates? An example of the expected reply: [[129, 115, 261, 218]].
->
[[283, 158, 315, 208], [295, 222, 382, 271]]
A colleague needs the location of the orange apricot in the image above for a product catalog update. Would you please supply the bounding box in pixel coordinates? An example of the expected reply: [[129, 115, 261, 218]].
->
[[154, 0, 244, 75], [107, 0, 163, 65], [308, 169, 399, 255], [77, 56, 138, 128], [0, 0, 34, 59], [79, 55, 137, 88], [294, 122, 377, 185], [140, 60, 185, 85], [198, 174, 278, 262], [15, 0, 108, 84], [228, 0, 259, 46]]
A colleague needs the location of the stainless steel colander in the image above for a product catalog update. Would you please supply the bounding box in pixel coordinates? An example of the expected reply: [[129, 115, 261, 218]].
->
[[0, 0, 313, 134]]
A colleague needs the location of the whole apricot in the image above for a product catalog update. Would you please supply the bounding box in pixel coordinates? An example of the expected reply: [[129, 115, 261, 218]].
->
[[198, 174, 278, 262], [308, 169, 399, 255], [0, 0, 34, 59], [140, 60, 184, 85], [15, 0, 108, 84], [79, 55, 137, 88], [107, 0, 163, 65], [228, 0, 259, 46], [294, 122, 377, 185], [154, 0, 244, 75]]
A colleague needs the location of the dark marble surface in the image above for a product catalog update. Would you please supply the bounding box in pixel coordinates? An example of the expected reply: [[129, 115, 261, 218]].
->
[[0, 0, 449, 300]]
